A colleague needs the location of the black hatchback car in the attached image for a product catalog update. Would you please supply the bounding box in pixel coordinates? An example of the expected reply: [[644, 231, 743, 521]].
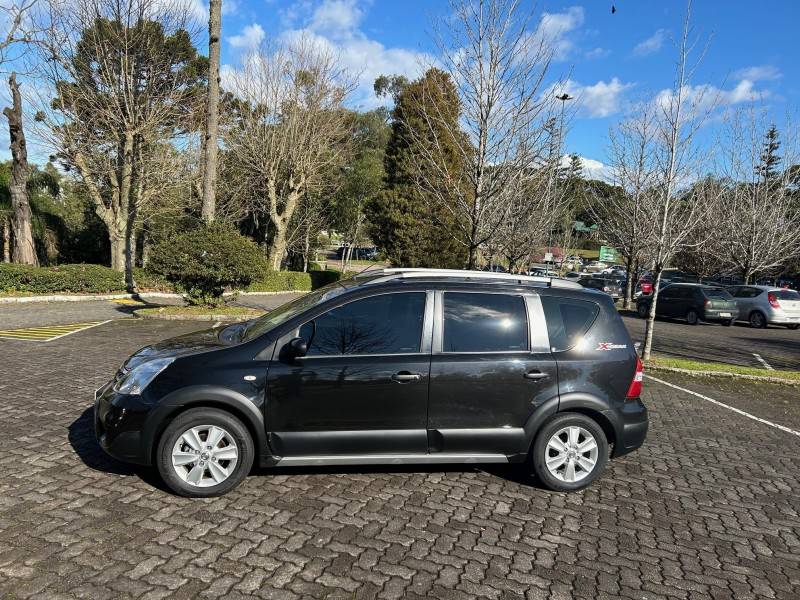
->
[[636, 283, 739, 325], [95, 269, 648, 497]]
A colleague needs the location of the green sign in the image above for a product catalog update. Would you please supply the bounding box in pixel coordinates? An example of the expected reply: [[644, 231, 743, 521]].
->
[[599, 246, 618, 263]]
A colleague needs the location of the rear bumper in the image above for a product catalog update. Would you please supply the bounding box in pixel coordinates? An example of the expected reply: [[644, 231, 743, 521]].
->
[[701, 309, 739, 322], [606, 399, 648, 458]]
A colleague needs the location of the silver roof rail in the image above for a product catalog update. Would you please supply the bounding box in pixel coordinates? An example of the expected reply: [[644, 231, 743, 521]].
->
[[355, 268, 583, 289]]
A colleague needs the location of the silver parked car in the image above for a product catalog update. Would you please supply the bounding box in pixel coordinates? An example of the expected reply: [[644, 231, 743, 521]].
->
[[728, 285, 800, 329]]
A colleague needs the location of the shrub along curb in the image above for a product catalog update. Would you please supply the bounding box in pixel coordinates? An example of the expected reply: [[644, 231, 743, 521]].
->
[[644, 363, 800, 386], [0, 290, 309, 304], [134, 307, 264, 322]]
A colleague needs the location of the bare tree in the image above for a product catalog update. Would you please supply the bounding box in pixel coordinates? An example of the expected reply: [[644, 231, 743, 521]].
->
[[3, 71, 37, 264], [591, 102, 658, 308], [0, 0, 38, 67], [223, 37, 354, 270], [718, 107, 800, 283], [35, 0, 205, 289], [200, 0, 221, 221], [412, 0, 555, 268], [637, 2, 716, 360]]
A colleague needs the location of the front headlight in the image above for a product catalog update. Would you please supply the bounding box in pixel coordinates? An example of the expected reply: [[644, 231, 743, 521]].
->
[[114, 357, 174, 395]]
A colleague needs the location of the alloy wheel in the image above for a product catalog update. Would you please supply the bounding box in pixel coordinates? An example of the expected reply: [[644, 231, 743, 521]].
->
[[171, 425, 239, 487], [544, 426, 599, 483]]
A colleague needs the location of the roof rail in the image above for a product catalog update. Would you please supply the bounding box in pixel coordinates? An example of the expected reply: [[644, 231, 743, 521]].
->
[[355, 268, 583, 289]]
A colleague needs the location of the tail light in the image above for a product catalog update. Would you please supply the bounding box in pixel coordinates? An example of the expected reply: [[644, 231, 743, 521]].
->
[[603, 286, 610, 292], [704, 298, 711, 307], [626, 357, 643, 400], [768, 292, 780, 308]]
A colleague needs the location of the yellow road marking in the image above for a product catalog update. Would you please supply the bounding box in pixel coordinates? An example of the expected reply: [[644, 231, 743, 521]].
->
[[111, 298, 145, 305], [0, 321, 109, 341]]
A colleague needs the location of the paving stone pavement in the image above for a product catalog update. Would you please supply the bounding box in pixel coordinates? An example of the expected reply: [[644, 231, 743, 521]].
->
[[0, 319, 799, 599]]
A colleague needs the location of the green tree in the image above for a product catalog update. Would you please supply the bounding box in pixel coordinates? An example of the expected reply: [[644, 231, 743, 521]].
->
[[367, 69, 466, 268]]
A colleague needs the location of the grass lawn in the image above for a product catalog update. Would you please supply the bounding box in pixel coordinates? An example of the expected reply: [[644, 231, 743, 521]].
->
[[645, 356, 800, 382]]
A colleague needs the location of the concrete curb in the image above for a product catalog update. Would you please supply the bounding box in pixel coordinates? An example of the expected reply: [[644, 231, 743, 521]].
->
[[134, 309, 262, 322], [0, 290, 306, 304], [644, 364, 800, 386]]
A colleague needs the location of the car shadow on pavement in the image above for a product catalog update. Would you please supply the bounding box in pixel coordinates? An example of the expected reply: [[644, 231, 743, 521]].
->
[[252, 463, 546, 490], [68, 406, 171, 491]]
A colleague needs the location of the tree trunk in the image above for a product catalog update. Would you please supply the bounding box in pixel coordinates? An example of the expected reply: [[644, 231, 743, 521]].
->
[[200, 0, 222, 222], [124, 210, 137, 292], [641, 267, 664, 360], [3, 73, 37, 266], [109, 225, 126, 272], [2, 217, 10, 262], [467, 245, 478, 270], [268, 224, 288, 271], [141, 229, 150, 268], [623, 252, 636, 309]]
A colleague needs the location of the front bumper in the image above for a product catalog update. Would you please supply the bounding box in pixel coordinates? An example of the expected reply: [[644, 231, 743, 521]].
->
[[94, 381, 151, 465], [606, 399, 648, 458]]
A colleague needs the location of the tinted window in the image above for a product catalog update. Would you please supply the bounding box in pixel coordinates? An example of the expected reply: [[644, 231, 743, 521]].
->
[[300, 293, 426, 356], [773, 289, 800, 300], [541, 296, 600, 352], [442, 293, 528, 352], [704, 288, 734, 300]]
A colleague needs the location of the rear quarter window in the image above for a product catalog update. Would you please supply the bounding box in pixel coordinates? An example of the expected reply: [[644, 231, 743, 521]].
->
[[705, 288, 734, 300], [541, 296, 600, 352], [773, 289, 800, 300]]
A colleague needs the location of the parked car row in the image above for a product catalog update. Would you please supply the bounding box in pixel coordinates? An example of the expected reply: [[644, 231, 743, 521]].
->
[[635, 282, 800, 329]]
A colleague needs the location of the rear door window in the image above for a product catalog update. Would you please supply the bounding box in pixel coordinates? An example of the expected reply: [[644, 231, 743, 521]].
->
[[442, 292, 528, 353], [541, 296, 600, 352], [773, 289, 800, 300]]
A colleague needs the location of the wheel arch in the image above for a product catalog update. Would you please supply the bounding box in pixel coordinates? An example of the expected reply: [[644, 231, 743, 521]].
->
[[143, 386, 268, 466], [525, 393, 618, 455]]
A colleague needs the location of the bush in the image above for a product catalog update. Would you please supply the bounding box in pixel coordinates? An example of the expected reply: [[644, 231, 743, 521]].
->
[[148, 224, 268, 306], [0, 263, 128, 294], [247, 271, 312, 292]]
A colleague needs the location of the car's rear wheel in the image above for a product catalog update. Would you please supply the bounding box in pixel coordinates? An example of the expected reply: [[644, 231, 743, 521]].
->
[[749, 311, 767, 329], [686, 309, 699, 325], [532, 413, 609, 492], [723, 319, 734, 327], [786, 324, 799, 330], [637, 303, 648, 318], [156, 408, 254, 497]]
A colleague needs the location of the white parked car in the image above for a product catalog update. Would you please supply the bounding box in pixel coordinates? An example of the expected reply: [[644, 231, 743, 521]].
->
[[728, 285, 800, 329]]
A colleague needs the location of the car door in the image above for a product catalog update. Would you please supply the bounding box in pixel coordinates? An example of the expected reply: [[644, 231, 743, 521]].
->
[[426, 290, 558, 456], [265, 291, 433, 457], [656, 286, 676, 317]]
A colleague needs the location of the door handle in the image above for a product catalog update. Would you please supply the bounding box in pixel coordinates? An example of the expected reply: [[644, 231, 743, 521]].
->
[[392, 371, 421, 382], [524, 371, 550, 381]]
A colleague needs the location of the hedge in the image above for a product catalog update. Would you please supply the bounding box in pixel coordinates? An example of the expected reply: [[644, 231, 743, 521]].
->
[[0, 263, 356, 295]]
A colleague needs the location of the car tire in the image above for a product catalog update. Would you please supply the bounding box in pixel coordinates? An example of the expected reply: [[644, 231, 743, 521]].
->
[[723, 319, 734, 327], [686, 309, 699, 325], [156, 408, 254, 498], [787, 324, 799, 330], [531, 413, 609, 493], [637, 304, 648, 318], [749, 311, 767, 329]]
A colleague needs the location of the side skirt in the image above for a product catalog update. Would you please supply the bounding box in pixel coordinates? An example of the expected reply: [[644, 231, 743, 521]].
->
[[273, 453, 509, 467]]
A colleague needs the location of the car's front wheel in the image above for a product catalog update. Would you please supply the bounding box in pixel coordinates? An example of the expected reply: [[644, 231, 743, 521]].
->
[[156, 408, 254, 497], [637, 303, 648, 318], [532, 413, 609, 492], [786, 324, 799, 331]]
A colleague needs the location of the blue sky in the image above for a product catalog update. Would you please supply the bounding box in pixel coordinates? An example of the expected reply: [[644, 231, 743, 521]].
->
[[215, 0, 798, 176], [2, 0, 797, 171]]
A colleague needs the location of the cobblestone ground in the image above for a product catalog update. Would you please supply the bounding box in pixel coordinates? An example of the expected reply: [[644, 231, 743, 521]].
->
[[0, 319, 798, 599]]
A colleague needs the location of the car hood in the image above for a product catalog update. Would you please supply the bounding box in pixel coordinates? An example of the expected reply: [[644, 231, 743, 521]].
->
[[123, 326, 237, 371]]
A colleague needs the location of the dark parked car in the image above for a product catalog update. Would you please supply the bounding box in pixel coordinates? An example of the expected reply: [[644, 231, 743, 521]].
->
[[579, 276, 624, 300], [636, 283, 739, 325], [95, 268, 647, 497]]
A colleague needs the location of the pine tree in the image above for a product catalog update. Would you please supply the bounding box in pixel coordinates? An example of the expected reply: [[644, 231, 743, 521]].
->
[[366, 69, 466, 267], [756, 125, 781, 182]]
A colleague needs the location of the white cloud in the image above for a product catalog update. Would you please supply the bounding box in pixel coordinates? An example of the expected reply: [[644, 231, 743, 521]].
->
[[585, 47, 610, 60], [308, 0, 364, 36], [552, 77, 636, 118], [535, 6, 585, 61], [268, 1, 431, 109], [733, 65, 781, 82], [561, 155, 613, 182], [653, 78, 770, 116], [229, 23, 265, 50], [633, 29, 667, 57]]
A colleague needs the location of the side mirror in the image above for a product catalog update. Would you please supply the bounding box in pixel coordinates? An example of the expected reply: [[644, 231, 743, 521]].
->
[[286, 337, 308, 359]]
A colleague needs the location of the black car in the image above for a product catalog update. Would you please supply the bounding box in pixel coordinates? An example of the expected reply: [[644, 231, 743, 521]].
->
[[636, 283, 739, 325], [95, 269, 648, 497], [579, 275, 624, 300]]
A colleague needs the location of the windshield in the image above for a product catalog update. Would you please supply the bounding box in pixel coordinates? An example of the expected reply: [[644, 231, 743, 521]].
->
[[705, 288, 734, 300], [242, 282, 348, 341], [773, 289, 800, 300]]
